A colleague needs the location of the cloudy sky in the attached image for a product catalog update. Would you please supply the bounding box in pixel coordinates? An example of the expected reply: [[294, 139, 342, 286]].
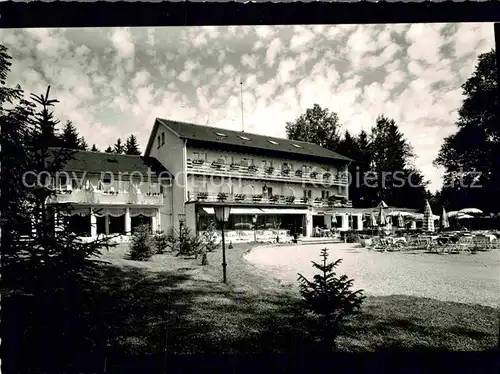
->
[[0, 24, 494, 192]]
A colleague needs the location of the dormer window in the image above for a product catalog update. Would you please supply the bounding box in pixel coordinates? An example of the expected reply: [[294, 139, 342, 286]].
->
[[292, 144, 302, 148], [214, 132, 227, 137], [238, 135, 251, 141], [267, 140, 279, 145]]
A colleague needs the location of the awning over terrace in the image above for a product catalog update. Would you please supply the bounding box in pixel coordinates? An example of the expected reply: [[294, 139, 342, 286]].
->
[[202, 207, 264, 215], [201, 207, 307, 215], [259, 208, 307, 215]]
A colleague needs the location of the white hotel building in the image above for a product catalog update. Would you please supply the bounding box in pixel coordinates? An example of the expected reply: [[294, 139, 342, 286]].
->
[[48, 118, 361, 242]]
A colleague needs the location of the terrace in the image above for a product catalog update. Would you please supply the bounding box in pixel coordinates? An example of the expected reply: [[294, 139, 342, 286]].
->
[[186, 159, 348, 186], [46, 188, 164, 206], [186, 191, 352, 208]]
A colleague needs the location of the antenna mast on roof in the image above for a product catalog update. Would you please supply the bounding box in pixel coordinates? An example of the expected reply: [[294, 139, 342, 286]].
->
[[240, 79, 244, 132]]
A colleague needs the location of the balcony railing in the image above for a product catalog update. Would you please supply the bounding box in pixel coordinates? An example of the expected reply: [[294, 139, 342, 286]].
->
[[186, 159, 348, 185], [188, 192, 352, 208], [47, 189, 164, 205]]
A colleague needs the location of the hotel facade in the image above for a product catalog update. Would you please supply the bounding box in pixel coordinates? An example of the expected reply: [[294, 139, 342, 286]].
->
[[48, 118, 361, 242]]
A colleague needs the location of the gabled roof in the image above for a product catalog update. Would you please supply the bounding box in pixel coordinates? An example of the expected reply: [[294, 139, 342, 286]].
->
[[145, 118, 352, 163], [48, 148, 173, 179]]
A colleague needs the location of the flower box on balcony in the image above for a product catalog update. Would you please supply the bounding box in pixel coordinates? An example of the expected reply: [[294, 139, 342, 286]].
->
[[235, 194, 246, 201], [281, 168, 290, 176], [197, 192, 208, 200], [295, 170, 303, 177], [323, 173, 331, 179], [211, 161, 222, 169], [310, 172, 317, 179], [217, 192, 228, 201], [192, 159, 204, 165], [285, 196, 296, 204], [270, 194, 280, 203], [252, 194, 263, 201], [230, 163, 241, 170], [248, 165, 258, 172], [265, 167, 275, 174]]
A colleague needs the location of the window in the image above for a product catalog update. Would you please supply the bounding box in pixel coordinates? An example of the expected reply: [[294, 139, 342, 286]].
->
[[214, 132, 227, 137], [59, 175, 67, 189], [238, 135, 251, 141], [161, 132, 165, 145], [193, 152, 199, 160], [321, 190, 330, 199], [72, 179, 79, 189], [157, 135, 161, 148], [267, 140, 279, 145], [291, 144, 302, 148], [303, 189, 312, 198]]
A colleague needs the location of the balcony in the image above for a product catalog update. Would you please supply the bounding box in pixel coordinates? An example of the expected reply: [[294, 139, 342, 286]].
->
[[186, 159, 348, 186], [187, 192, 352, 208], [47, 189, 164, 206]]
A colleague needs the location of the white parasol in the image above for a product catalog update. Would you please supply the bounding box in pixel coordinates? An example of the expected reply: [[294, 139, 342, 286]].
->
[[459, 208, 483, 215]]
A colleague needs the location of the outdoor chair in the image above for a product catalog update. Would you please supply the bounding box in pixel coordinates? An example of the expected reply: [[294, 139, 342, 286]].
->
[[365, 236, 380, 250], [456, 236, 473, 252], [471, 236, 492, 252]]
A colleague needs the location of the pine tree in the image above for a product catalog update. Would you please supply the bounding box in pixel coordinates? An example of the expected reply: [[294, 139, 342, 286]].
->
[[59, 121, 81, 150], [128, 224, 154, 261], [297, 248, 365, 350], [113, 138, 124, 154], [79, 137, 88, 150], [1, 83, 115, 371], [368, 115, 427, 208], [124, 134, 141, 155], [90, 144, 99, 152], [105, 146, 113, 153], [0, 44, 23, 108]]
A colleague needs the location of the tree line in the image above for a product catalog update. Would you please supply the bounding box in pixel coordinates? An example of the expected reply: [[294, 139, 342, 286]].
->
[[286, 49, 498, 214], [27, 114, 143, 155], [286, 105, 428, 210]]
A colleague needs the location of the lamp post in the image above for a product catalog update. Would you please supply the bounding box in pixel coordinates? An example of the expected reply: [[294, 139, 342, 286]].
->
[[252, 215, 257, 242], [214, 206, 231, 283], [178, 213, 186, 241]]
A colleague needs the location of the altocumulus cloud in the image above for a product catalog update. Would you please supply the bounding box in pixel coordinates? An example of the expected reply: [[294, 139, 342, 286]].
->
[[0, 24, 494, 192]]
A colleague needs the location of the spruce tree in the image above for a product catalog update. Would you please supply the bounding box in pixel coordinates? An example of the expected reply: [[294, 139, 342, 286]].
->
[[297, 248, 365, 350], [90, 144, 99, 152], [79, 137, 88, 150], [104, 145, 113, 153], [1, 84, 115, 371], [124, 134, 141, 155], [59, 121, 81, 149], [113, 138, 124, 154]]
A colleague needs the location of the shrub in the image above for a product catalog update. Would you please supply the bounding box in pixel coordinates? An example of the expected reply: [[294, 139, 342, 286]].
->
[[202, 221, 220, 252], [153, 230, 170, 254], [173, 225, 206, 258], [345, 231, 359, 243], [297, 248, 365, 351], [128, 224, 154, 261]]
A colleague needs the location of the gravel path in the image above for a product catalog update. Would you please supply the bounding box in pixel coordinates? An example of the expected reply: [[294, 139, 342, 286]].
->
[[244, 243, 500, 308]]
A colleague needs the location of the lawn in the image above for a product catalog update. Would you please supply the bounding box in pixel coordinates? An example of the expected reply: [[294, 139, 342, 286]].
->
[[95, 242, 498, 354], [5, 242, 499, 372]]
